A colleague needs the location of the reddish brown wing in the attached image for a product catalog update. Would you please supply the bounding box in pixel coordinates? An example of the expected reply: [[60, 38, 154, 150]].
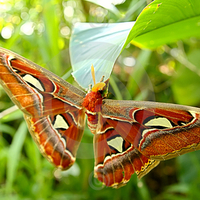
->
[[0, 47, 86, 169], [94, 99, 200, 187], [94, 128, 159, 188]]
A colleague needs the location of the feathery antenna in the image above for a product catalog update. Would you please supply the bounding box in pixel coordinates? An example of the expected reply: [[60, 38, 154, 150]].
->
[[91, 64, 96, 85]]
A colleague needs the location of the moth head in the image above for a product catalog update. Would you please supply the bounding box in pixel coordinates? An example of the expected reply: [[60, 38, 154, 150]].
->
[[92, 82, 105, 92], [92, 79, 109, 98]]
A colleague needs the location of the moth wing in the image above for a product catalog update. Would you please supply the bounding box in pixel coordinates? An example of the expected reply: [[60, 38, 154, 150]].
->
[[0, 47, 86, 169], [94, 99, 200, 187], [93, 128, 159, 188]]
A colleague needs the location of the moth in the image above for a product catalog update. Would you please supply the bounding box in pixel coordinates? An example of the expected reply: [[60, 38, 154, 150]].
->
[[0, 47, 200, 188]]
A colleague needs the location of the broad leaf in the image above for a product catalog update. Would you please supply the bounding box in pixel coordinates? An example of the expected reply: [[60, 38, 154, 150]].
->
[[125, 0, 200, 49], [70, 22, 135, 89]]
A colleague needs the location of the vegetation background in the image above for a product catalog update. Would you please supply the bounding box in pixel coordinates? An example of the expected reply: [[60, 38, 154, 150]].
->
[[0, 0, 200, 199]]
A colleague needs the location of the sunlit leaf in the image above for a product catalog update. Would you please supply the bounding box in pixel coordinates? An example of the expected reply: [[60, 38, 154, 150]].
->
[[70, 22, 134, 89], [124, 0, 200, 49]]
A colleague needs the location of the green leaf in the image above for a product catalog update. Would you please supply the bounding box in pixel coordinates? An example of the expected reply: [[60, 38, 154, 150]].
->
[[70, 22, 134, 89], [6, 121, 27, 194], [40, 0, 62, 74], [125, 0, 200, 49], [0, 124, 16, 136]]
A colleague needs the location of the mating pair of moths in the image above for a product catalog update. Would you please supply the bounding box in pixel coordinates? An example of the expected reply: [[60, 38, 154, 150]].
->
[[0, 47, 200, 188]]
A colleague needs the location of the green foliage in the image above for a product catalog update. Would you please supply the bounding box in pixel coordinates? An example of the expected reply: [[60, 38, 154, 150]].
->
[[0, 0, 200, 199], [126, 0, 200, 48]]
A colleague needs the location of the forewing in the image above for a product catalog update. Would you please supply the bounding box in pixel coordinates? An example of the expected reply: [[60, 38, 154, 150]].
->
[[102, 100, 200, 159], [0, 47, 86, 169]]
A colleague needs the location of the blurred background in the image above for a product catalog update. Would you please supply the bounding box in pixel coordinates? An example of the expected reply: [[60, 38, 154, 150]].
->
[[0, 0, 200, 199]]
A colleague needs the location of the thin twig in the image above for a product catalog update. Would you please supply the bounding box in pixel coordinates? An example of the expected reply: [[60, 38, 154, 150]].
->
[[165, 45, 200, 76], [0, 105, 18, 119]]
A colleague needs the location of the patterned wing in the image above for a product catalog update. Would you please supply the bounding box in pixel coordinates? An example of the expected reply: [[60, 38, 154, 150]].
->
[[0, 47, 86, 169], [94, 99, 200, 187]]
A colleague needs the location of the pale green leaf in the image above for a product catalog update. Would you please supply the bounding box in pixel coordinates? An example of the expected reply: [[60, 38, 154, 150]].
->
[[70, 22, 134, 89]]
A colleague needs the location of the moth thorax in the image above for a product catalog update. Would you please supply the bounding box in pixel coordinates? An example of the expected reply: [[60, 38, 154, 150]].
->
[[82, 91, 103, 113]]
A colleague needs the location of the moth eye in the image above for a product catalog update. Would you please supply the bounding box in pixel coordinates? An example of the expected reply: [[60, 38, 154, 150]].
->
[[98, 90, 104, 94]]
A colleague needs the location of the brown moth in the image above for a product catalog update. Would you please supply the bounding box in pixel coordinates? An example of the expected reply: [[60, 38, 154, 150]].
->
[[0, 47, 200, 188]]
